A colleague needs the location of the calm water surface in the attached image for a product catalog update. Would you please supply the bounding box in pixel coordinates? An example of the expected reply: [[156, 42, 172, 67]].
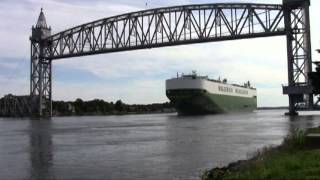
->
[[1, 110, 320, 180]]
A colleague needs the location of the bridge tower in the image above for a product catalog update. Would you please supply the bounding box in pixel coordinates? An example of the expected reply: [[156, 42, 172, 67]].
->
[[282, 0, 313, 115], [30, 9, 52, 117]]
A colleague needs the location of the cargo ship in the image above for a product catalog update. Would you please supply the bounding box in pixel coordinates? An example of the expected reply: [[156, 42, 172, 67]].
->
[[166, 72, 257, 115]]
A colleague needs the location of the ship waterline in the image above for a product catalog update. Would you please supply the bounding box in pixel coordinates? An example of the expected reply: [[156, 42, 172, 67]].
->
[[166, 73, 257, 115]]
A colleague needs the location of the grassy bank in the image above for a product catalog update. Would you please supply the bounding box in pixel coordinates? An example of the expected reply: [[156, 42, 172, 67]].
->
[[201, 128, 320, 180]]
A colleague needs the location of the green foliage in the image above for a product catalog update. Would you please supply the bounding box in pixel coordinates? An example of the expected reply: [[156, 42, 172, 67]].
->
[[114, 100, 125, 112], [52, 98, 173, 116], [201, 129, 320, 180], [282, 129, 306, 150], [308, 127, 320, 134], [223, 150, 320, 180], [201, 168, 226, 180], [74, 98, 85, 115]]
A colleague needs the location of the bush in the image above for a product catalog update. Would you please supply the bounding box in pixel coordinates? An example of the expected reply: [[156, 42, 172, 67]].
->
[[201, 129, 312, 180], [282, 129, 306, 150]]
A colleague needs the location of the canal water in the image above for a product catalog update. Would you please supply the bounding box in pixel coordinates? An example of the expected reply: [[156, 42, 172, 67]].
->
[[1, 110, 320, 180]]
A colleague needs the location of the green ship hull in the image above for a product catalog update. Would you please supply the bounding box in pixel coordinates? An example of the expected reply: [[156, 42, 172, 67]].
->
[[166, 89, 257, 115]]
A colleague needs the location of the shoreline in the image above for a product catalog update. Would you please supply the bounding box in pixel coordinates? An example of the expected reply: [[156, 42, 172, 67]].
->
[[52, 110, 177, 117], [201, 127, 320, 180]]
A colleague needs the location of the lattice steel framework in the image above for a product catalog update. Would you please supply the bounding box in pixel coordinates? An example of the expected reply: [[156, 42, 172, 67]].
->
[[44, 3, 286, 59], [30, 42, 52, 117], [31, 1, 312, 117], [30, 9, 52, 117], [283, 0, 313, 114]]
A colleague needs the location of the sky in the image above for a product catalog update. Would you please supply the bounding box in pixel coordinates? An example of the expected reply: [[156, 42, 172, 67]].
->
[[0, 0, 319, 106]]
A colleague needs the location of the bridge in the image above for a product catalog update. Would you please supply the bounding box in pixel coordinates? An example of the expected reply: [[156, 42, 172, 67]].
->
[[30, 0, 313, 117]]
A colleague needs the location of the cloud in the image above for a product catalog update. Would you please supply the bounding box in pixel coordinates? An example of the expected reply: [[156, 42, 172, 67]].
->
[[258, 87, 288, 107], [0, 76, 29, 96], [53, 79, 167, 104]]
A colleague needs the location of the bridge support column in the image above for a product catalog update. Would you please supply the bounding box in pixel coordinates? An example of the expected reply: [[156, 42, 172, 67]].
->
[[30, 9, 52, 117], [283, 0, 313, 115], [30, 48, 52, 117]]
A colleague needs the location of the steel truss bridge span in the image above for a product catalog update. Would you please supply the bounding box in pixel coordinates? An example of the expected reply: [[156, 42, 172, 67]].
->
[[45, 3, 285, 59], [31, 1, 313, 117]]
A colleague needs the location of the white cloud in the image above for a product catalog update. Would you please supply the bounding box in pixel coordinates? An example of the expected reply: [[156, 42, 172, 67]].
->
[[257, 87, 288, 107], [53, 79, 167, 104], [0, 76, 29, 96]]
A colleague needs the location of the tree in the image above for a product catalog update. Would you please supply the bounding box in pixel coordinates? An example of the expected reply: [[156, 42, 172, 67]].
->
[[114, 100, 125, 112], [74, 98, 85, 115]]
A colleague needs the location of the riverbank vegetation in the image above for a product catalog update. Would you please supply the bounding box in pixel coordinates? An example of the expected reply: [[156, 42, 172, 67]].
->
[[52, 99, 174, 116], [201, 128, 320, 180]]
